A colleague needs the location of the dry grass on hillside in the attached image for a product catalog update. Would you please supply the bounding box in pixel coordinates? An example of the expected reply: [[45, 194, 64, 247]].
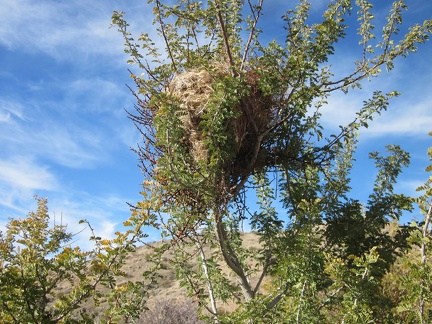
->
[[53, 232, 265, 322]]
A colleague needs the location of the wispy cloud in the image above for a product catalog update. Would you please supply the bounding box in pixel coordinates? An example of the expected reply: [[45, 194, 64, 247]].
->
[[0, 189, 135, 251], [0, 100, 25, 124], [0, 0, 125, 61], [0, 157, 58, 191], [0, 156, 58, 217], [321, 83, 432, 138], [44, 192, 141, 250], [64, 78, 130, 114], [0, 108, 106, 169], [0, 70, 137, 169], [364, 100, 432, 136], [318, 39, 432, 138]]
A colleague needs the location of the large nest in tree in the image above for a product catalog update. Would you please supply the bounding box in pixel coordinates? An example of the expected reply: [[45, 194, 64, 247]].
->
[[166, 63, 274, 177]]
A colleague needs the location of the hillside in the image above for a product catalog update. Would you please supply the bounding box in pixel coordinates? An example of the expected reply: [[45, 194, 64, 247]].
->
[[55, 232, 264, 322]]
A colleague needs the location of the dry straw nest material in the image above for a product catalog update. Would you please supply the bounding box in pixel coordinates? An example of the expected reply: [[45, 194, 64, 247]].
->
[[166, 63, 274, 175]]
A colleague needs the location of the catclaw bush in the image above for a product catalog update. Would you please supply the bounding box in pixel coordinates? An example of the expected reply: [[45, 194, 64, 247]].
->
[[139, 298, 204, 324]]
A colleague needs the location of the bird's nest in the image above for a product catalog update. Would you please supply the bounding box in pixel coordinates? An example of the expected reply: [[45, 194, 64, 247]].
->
[[164, 63, 274, 177]]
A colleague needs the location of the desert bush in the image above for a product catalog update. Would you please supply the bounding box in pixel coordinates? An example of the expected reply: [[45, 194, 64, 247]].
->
[[0, 197, 156, 323], [139, 298, 204, 324]]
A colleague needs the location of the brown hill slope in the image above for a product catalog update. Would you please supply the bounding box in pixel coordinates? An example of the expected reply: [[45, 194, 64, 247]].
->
[[54, 232, 263, 322]]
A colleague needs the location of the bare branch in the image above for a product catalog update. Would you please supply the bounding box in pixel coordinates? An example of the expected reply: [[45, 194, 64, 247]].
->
[[155, 0, 178, 72], [214, 0, 235, 71], [241, 0, 264, 70]]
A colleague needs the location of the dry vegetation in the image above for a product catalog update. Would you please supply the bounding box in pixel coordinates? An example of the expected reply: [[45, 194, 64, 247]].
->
[[53, 233, 263, 322]]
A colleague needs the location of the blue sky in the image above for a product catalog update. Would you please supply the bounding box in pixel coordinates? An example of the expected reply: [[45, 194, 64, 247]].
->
[[0, 0, 431, 249]]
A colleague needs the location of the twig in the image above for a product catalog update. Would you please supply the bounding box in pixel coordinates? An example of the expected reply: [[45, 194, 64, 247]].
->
[[241, 0, 264, 70], [155, 0, 178, 72], [214, 0, 235, 71]]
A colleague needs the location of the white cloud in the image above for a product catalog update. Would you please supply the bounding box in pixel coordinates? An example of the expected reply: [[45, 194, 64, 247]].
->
[[0, 109, 106, 169], [0, 192, 129, 251], [0, 157, 58, 191], [0, 100, 25, 124], [317, 39, 432, 138], [0, 175, 139, 250], [0, 156, 59, 218], [319, 84, 432, 138], [396, 179, 426, 196], [45, 193, 137, 250], [0, 74, 133, 169], [64, 78, 129, 115], [364, 101, 432, 136], [0, 0, 126, 61], [0, 110, 10, 122], [69, 78, 119, 94], [37, 124, 105, 168]]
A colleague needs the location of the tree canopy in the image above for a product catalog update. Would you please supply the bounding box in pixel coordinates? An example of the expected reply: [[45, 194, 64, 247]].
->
[[109, 0, 432, 322]]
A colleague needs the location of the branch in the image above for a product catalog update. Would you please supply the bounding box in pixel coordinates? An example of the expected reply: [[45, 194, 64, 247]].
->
[[420, 202, 432, 321], [214, 207, 254, 301], [155, 0, 178, 72], [230, 131, 268, 197], [421, 203, 432, 265], [318, 285, 345, 310], [296, 280, 307, 323], [253, 252, 273, 294], [214, 0, 235, 71], [193, 234, 220, 323], [241, 0, 264, 70], [266, 285, 288, 310]]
